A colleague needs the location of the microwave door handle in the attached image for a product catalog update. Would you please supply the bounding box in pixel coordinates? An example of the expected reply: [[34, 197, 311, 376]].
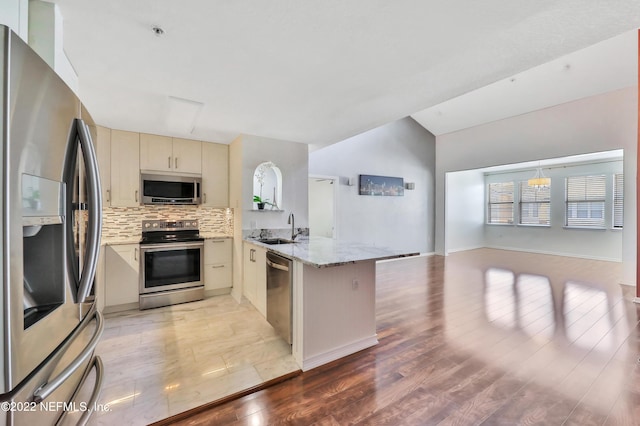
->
[[75, 118, 103, 303]]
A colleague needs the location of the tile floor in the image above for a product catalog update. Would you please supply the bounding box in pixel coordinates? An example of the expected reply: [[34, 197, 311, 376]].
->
[[88, 295, 299, 425]]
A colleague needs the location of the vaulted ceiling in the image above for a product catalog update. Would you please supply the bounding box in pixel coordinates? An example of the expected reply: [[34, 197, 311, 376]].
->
[[54, 0, 640, 148]]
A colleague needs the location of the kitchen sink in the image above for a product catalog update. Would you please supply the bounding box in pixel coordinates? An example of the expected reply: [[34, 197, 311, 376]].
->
[[258, 238, 296, 245]]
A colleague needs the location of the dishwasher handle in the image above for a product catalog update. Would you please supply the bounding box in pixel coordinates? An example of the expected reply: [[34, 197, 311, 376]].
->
[[267, 259, 289, 272]]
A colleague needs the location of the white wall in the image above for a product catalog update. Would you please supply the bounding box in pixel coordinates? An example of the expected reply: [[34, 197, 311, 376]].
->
[[0, 0, 28, 40], [309, 178, 335, 238], [309, 117, 435, 253], [484, 159, 623, 261], [446, 169, 485, 252], [241, 134, 309, 230], [435, 87, 637, 285]]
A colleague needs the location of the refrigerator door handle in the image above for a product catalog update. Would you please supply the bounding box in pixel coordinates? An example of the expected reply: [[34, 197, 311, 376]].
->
[[75, 118, 103, 303], [32, 308, 104, 403], [57, 356, 104, 426]]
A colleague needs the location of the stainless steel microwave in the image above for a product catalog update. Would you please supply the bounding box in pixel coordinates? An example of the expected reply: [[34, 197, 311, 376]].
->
[[140, 173, 202, 205]]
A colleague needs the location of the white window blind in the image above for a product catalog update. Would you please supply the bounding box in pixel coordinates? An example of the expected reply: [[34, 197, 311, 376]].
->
[[519, 182, 550, 225], [566, 175, 606, 228], [613, 173, 623, 228], [488, 182, 514, 224]]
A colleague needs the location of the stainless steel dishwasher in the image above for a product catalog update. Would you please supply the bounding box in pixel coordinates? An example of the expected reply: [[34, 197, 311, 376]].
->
[[266, 252, 292, 344]]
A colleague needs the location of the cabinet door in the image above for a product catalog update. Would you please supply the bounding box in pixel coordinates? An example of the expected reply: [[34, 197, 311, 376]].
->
[[204, 238, 232, 264], [243, 244, 257, 304], [94, 126, 111, 206], [204, 264, 232, 290], [201, 142, 229, 207], [254, 246, 267, 317], [172, 138, 202, 174], [204, 239, 232, 291], [140, 133, 173, 172], [105, 244, 140, 307], [110, 130, 140, 207]]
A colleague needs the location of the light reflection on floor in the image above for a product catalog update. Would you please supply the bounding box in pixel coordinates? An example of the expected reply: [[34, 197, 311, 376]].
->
[[443, 248, 635, 416]]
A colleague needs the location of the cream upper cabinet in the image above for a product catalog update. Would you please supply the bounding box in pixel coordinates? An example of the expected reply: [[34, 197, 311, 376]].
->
[[139, 133, 173, 172], [172, 138, 202, 174], [110, 130, 140, 207], [140, 134, 202, 174], [201, 142, 229, 207], [94, 125, 111, 206]]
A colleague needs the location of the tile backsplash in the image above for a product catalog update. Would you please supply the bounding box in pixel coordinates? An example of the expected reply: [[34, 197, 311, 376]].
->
[[102, 206, 233, 240]]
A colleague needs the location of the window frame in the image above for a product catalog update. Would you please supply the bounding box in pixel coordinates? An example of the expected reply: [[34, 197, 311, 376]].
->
[[613, 173, 623, 229], [518, 181, 551, 227], [565, 174, 606, 229], [487, 181, 514, 225]]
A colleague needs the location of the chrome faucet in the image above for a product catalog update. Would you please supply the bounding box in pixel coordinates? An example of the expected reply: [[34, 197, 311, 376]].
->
[[287, 212, 297, 240]]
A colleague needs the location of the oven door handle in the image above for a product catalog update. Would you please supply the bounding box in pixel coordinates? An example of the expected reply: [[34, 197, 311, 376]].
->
[[140, 241, 204, 251]]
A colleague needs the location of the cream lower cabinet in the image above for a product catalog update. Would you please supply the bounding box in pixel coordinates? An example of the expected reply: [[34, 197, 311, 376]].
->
[[204, 238, 233, 296], [104, 243, 140, 312], [243, 243, 267, 317]]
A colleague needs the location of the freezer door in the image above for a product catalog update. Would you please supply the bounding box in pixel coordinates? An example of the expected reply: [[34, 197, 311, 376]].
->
[[1, 308, 103, 425]]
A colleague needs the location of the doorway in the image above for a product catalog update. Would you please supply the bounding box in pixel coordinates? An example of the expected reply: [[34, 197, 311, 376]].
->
[[308, 176, 337, 238]]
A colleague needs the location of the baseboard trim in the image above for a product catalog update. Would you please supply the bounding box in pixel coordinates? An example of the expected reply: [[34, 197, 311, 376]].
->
[[302, 335, 378, 371], [485, 245, 622, 263], [447, 246, 484, 254], [103, 302, 139, 314], [204, 287, 231, 297]]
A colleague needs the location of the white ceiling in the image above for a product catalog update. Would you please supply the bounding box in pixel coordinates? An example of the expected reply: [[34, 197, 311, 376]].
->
[[53, 0, 640, 147]]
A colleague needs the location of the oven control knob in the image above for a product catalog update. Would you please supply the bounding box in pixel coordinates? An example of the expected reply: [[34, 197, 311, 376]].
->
[[152, 223, 159, 228], [144, 223, 151, 228]]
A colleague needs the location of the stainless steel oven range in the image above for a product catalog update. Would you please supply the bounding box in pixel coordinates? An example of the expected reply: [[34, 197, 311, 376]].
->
[[139, 219, 204, 310]]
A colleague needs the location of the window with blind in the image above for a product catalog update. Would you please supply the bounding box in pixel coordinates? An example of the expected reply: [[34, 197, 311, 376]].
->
[[613, 173, 623, 228], [566, 175, 606, 228], [487, 182, 514, 224], [519, 182, 550, 225]]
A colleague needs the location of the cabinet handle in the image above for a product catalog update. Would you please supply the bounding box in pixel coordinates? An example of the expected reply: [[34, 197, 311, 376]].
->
[[175, 157, 178, 169], [168, 156, 172, 169], [211, 265, 225, 269], [250, 249, 255, 262], [106, 189, 110, 203], [135, 190, 139, 202], [203, 193, 207, 203], [210, 239, 225, 243], [134, 248, 138, 261]]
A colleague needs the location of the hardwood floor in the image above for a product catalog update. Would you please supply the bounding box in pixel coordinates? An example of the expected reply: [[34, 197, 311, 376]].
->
[[163, 249, 640, 425]]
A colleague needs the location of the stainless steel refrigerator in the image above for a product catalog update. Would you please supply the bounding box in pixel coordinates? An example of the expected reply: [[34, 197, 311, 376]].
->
[[0, 26, 104, 425]]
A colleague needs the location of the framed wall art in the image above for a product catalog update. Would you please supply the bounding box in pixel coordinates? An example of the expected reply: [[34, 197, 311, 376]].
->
[[359, 174, 404, 196]]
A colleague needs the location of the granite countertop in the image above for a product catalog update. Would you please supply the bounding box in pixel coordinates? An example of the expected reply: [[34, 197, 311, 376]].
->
[[244, 236, 418, 268], [101, 237, 140, 246], [199, 233, 233, 239]]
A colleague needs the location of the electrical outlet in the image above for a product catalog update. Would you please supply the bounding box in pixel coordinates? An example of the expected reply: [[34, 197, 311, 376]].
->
[[352, 279, 359, 290]]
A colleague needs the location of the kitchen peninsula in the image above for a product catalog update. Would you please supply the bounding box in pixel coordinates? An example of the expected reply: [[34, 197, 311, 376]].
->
[[244, 236, 417, 371]]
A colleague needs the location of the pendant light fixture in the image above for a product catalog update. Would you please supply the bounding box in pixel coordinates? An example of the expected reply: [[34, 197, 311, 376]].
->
[[528, 162, 550, 189]]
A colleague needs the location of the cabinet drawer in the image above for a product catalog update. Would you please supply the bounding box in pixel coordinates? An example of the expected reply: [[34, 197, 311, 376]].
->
[[204, 263, 232, 290], [204, 238, 232, 264]]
